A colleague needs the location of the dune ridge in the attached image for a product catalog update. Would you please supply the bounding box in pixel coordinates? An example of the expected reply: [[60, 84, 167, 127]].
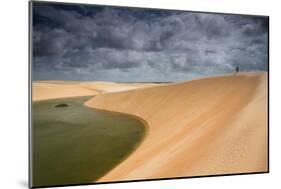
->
[[85, 72, 268, 181], [32, 82, 98, 101], [32, 82, 155, 101]]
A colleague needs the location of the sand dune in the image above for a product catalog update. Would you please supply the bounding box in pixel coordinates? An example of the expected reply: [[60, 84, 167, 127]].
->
[[77, 81, 158, 93], [85, 72, 268, 181], [32, 82, 98, 101], [32, 82, 155, 101]]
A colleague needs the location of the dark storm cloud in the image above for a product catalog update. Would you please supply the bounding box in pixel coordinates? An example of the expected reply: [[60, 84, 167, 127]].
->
[[32, 2, 268, 81]]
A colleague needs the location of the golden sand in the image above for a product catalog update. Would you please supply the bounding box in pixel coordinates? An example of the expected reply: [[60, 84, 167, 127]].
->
[[32, 81, 155, 101], [85, 72, 268, 181], [32, 82, 98, 101]]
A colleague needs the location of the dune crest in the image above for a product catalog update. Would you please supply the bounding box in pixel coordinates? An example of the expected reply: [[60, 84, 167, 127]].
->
[[85, 72, 268, 181], [32, 82, 155, 101], [32, 83, 97, 101]]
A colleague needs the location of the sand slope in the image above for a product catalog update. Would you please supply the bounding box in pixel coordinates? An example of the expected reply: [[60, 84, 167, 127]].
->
[[76, 82, 158, 93], [85, 72, 268, 181], [32, 82, 98, 101], [32, 82, 156, 101]]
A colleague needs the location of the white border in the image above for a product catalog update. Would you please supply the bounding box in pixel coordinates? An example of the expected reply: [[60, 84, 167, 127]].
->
[[1, 0, 280, 189]]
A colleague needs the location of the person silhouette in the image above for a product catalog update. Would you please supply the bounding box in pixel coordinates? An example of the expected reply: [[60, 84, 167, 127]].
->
[[235, 66, 239, 76]]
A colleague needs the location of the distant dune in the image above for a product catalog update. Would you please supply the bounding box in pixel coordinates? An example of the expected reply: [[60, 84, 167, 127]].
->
[[32, 82, 156, 101], [32, 82, 98, 101], [85, 72, 268, 181]]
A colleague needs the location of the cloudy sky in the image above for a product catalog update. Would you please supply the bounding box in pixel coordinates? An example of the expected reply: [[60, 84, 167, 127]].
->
[[32, 2, 268, 82]]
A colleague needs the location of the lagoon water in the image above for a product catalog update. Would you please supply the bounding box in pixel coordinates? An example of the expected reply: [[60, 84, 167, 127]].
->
[[32, 96, 147, 187]]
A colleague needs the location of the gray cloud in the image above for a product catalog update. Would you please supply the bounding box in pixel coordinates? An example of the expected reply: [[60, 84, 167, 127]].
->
[[33, 3, 268, 81]]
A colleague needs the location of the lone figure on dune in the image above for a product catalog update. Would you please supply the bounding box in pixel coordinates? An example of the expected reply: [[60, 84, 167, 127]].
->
[[234, 66, 239, 76]]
